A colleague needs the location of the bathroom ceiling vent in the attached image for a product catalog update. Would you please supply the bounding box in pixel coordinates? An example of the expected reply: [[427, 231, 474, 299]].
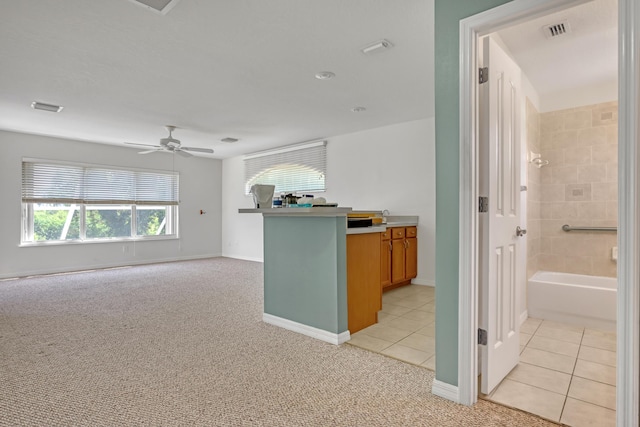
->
[[542, 20, 572, 39], [127, 0, 181, 15]]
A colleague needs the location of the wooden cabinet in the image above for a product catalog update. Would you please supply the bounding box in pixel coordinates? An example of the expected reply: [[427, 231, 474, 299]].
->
[[347, 232, 382, 333], [383, 226, 418, 291], [380, 229, 391, 288]]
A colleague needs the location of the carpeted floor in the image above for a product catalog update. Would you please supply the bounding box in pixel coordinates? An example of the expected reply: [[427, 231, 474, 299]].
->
[[0, 258, 557, 426]]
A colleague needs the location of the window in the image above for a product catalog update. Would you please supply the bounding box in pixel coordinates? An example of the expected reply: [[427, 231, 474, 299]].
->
[[21, 160, 178, 244], [244, 140, 326, 194]]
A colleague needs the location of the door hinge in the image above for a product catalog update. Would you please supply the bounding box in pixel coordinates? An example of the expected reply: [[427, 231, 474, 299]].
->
[[478, 328, 488, 345], [479, 67, 488, 84], [479, 196, 488, 213]]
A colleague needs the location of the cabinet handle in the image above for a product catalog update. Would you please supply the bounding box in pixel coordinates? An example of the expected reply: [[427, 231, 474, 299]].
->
[[404, 240, 408, 249], [389, 241, 392, 251]]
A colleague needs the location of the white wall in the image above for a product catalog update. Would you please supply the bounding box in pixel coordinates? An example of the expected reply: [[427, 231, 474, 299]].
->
[[221, 118, 436, 286], [0, 130, 223, 278]]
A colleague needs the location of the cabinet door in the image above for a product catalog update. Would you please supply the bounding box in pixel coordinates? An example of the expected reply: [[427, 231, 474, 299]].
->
[[391, 238, 406, 284], [405, 237, 418, 279], [381, 235, 392, 288]]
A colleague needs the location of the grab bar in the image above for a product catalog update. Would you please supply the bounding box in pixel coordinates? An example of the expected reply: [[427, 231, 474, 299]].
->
[[562, 224, 617, 232]]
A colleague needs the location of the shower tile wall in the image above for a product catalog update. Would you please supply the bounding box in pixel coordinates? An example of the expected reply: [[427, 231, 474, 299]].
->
[[536, 101, 618, 278], [526, 98, 542, 280]]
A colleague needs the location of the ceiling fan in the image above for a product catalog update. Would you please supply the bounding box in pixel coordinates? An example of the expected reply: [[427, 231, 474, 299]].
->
[[125, 125, 214, 157]]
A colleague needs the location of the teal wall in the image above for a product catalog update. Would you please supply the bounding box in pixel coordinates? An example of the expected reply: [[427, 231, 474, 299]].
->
[[263, 216, 347, 334], [434, 0, 513, 386]]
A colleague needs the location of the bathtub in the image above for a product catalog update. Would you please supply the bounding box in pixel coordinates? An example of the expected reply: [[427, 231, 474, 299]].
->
[[527, 271, 617, 331]]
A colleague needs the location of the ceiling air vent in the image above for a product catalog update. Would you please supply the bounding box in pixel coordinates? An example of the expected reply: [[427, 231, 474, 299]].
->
[[127, 0, 181, 15], [543, 20, 572, 39]]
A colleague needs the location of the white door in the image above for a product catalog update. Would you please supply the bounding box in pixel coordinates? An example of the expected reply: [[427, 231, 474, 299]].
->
[[478, 36, 524, 395]]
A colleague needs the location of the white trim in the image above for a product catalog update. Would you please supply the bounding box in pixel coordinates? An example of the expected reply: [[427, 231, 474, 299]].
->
[[0, 254, 223, 280], [243, 140, 326, 160], [431, 379, 460, 403], [457, 0, 617, 409], [617, 0, 640, 425], [520, 310, 529, 326], [262, 313, 351, 345]]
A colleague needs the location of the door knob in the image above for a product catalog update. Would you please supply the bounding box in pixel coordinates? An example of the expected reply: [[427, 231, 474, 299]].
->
[[516, 226, 527, 237]]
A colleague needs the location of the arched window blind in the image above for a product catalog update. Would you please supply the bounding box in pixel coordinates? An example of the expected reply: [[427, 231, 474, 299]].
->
[[244, 140, 326, 194], [22, 160, 179, 205]]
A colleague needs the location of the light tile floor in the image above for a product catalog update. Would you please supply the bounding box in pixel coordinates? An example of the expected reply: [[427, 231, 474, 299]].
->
[[348, 288, 617, 427], [348, 284, 436, 370], [486, 317, 617, 426]]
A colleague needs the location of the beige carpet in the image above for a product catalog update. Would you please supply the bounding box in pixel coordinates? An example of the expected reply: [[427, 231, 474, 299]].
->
[[0, 258, 556, 426]]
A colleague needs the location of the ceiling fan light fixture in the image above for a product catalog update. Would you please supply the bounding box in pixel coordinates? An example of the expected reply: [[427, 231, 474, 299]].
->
[[315, 71, 335, 80], [31, 101, 63, 113]]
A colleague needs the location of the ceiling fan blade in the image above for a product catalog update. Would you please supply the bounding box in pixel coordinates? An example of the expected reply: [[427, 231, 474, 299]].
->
[[138, 149, 163, 154], [176, 149, 193, 157], [182, 146, 214, 153], [125, 142, 161, 148]]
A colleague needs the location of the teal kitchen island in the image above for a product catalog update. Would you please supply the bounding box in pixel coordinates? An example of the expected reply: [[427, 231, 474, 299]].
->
[[239, 207, 354, 344]]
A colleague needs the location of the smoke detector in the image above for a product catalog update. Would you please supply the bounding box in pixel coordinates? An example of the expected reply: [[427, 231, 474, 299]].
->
[[542, 20, 572, 39]]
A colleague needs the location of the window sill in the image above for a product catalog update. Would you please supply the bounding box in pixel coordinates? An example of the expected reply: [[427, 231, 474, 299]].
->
[[19, 235, 179, 247]]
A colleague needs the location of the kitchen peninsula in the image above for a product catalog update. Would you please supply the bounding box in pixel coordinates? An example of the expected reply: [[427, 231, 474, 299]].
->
[[239, 207, 418, 344]]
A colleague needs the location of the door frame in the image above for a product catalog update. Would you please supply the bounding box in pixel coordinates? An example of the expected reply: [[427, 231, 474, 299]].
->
[[457, 0, 639, 425]]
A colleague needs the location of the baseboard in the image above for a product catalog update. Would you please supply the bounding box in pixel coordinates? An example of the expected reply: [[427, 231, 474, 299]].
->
[[520, 310, 528, 325], [412, 277, 436, 287], [262, 313, 350, 345], [0, 254, 222, 280], [431, 379, 460, 403], [224, 254, 264, 263]]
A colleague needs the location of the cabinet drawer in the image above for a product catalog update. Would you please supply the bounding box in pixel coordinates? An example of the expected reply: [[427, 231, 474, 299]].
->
[[405, 226, 417, 238], [381, 230, 391, 240], [391, 228, 405, 239]]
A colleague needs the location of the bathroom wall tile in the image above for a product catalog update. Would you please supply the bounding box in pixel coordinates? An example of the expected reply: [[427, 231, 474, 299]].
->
[[544, 148, 565, 167], [565, 184, 592, 202], [527, 219, 541, 239], [577, 164, 607, 183], [564, 110, 591, 130], [605, 202, 617, 221], [539, 237, 553, 254], [538, 254, 565, 272], [592, 144, 617, 164], [574, 359, 616, 385], [552, 129, 579, 149], [528, 201, 541, 220], [592, 104, 618, 127], [540, 113, 563, 134], [563, 256, 593, 275], [577, 125, 607, 146], [576, 201, 607, 220], [591, 182, 616, 201], [541, 184, 566, 202], [540, 202, 554, 220], [606, 163, 618, 182], [564, 146, 592, 165], [540, 167, 553, 184], [568, 376, 616, 410], [561, 398, 616, 427], [551, 202, 578, 220], [605, 124, 618, 145], [552, 166, 578, 184], [540, 220, 566, 237], [591, 258, 617, 278]]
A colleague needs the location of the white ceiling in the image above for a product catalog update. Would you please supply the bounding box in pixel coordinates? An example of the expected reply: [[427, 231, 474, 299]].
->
[[0, 0, 434, 159], [496, 0, 617, 101]]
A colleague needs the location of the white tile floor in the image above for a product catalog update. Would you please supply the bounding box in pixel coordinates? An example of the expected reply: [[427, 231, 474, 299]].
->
[[486, 317, 617, 426], [348, 284, 436, 370], [348, 286, 617, 427]]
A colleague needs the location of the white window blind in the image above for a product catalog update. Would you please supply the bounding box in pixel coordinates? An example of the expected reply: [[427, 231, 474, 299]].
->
[[22, 161, 179, 205], [244, 140, 326, 194]]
